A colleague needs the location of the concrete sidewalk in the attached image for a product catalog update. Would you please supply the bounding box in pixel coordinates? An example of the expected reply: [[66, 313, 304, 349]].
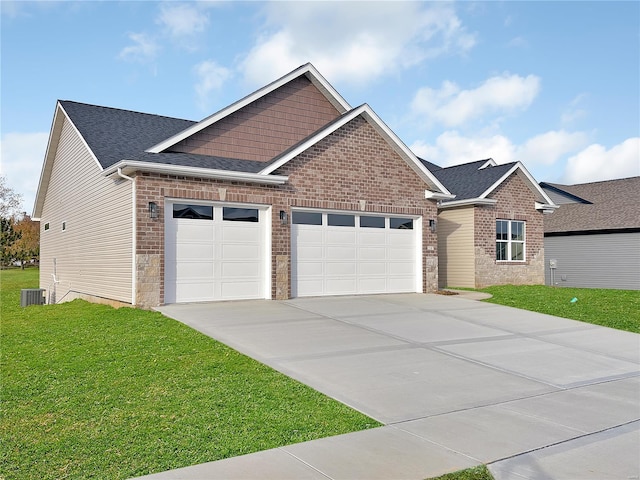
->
[[138, 294, 640, 480]]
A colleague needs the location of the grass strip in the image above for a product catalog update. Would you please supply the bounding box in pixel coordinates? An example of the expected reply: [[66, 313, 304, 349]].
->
[[1, 269, 379, 479], [474, 285, 639, 333], [428, 465, 494, 480]]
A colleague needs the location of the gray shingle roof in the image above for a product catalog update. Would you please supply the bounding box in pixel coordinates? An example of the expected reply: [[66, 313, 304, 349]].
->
[[59, 100, 266, 173], [420, 158, 517, 201], [543, 177, 640, 233]]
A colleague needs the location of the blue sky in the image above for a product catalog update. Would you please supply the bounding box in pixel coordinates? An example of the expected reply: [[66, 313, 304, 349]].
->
[[2, 1, 638, 215]]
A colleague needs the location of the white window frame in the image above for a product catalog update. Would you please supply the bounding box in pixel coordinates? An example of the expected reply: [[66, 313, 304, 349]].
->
[[496, 219, 525, 262]]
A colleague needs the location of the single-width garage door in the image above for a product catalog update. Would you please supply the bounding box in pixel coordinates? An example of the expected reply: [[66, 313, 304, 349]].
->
[[165, 202, 269, 303], [291, 210, 421, 297]]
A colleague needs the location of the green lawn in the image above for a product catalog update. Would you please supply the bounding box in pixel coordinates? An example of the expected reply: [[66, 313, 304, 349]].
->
[[476, 285, 640, 333], [429, 465, 494, 480], [1, 269, 379, 479]]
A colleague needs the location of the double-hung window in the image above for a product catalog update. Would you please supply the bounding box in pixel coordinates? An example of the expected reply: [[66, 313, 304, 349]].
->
[[496, 220, 525, 261]]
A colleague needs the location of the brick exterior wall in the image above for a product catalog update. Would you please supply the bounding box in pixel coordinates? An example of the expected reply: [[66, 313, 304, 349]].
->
[[170, 77, 341, 162], [134, 115, 439, 307], [473, 172, 545, 287]]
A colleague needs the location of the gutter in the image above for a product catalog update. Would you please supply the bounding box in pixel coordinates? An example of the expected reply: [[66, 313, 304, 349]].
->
[[104, 160, 289, 185], [425, 190, 456, 200]]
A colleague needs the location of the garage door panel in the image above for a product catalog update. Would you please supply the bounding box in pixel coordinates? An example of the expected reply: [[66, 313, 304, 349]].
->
[[296, 261, 323, 276], [221, 262, 260, 277], [292, 210, 420, 297], [221, 280, 262, 299], [360, 247, 386, 260], [175, 262, 214, 278], [359, 261, 386, 275], [326, 246, 356, 260], [326, 261, 356, 275], [166, 202, 267, 303], [174, 243, 214, 261], [389, 247, 415, 261], [222, 225, 262, 242], [325, 277, 357, 294], [359, 277, 388, 293], [326, 229, 356, 244]]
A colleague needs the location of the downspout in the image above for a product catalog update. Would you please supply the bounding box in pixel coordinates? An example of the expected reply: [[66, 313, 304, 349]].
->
[[117, 168, 137, 305]]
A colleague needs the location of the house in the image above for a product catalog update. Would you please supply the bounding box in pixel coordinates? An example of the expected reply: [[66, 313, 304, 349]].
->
[[33, 63, 455, 308], [420, 158, 557, 289], [540, 177, 640, 290]]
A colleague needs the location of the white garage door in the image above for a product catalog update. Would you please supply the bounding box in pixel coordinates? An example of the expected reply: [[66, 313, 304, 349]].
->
[[291, 210, 421, 297], [165, 202, 269, 303]]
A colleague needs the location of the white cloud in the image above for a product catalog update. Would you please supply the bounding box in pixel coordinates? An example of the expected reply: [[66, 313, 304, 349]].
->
[[194, 60, 232, 110], [411, 131, 516, 167], [0, 132, 49, 215], [517, 130, 589, 166], [411, 129, 590, 169], [239, 2, 476, 86], [118, 33, 160, 63], [156, 3, 209, 50], [561, 93, 588, 125], [411, 73, 541, 127], [563, 138, 640, 183]]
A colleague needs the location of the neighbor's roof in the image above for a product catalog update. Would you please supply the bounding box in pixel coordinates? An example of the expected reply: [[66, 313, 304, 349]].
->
[[542, 177, 640, 234]]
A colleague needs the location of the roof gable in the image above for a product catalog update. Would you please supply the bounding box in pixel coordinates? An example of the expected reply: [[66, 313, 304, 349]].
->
[[423, 158, 555, 209], [260, 104, 451, 195], [146, 63, 351, 155], [167, 75, 343, 162]]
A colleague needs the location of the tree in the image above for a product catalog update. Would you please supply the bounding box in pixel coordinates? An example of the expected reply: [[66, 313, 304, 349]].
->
[[1, 217, 20, 267], [10, 215, 40, 268], [0, 175, 23, 219]]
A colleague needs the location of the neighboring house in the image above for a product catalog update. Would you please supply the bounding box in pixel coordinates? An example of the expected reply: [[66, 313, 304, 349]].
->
[[541, 177, 640, 290], [33, 63, 454, 308], [420, 159, 557, 289]]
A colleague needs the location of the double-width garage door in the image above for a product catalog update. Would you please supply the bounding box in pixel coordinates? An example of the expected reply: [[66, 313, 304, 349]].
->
[[292, 210, 421, 297], [165, 202, 269, 303]]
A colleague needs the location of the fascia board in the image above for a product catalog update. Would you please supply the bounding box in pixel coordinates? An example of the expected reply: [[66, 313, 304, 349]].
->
[[146, 63, 351, 154], [33, 102, 103, 218], [103, 160, 289, 185], [478, 162, 557, 207], [425, 190, 456, 200], [438, 198, 498, 208], [260, 104, 452, 195]]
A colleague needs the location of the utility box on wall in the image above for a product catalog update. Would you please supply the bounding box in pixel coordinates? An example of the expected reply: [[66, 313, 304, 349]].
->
[[20, 289, 46, 307]]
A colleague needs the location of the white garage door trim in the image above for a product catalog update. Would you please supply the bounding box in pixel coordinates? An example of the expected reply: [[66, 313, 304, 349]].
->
[[165, 200, 271, 303], [291, 208, 422, 297]]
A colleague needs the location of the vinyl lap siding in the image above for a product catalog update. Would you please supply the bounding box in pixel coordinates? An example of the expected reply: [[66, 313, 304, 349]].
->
[[39, 116, 133, 303], [544, 232, 640, 290], [438, 207, 475, 288]]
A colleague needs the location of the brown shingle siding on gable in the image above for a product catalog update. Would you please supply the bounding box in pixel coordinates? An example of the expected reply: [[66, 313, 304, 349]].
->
[[170, 76, 341, 162]]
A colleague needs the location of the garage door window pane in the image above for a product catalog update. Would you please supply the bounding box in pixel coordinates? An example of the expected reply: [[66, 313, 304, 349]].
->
[[390, 217, 413, 230], [173, 204, 213, 220], [223, 207, 259, 222], [360, 216, 385, 228], [328, 214, 355, 227], [292, 212, 323, 225]]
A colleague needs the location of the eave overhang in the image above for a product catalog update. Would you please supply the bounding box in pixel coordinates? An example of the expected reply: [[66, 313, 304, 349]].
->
[[103, 161, 289, 185], [438, 198, 498, 209]]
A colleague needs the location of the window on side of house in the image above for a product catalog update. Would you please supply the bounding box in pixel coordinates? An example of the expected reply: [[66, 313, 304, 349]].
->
[[496, 219, 525, 261]]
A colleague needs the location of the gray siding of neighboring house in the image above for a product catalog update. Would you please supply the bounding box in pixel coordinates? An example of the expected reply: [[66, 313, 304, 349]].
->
[[39, 115, 134, 304], [544, 232, 640, 290], [542, 189, 581, 205]]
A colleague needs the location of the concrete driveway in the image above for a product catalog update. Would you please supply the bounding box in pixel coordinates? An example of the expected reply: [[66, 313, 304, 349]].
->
[[143, 293, 640, 480]]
